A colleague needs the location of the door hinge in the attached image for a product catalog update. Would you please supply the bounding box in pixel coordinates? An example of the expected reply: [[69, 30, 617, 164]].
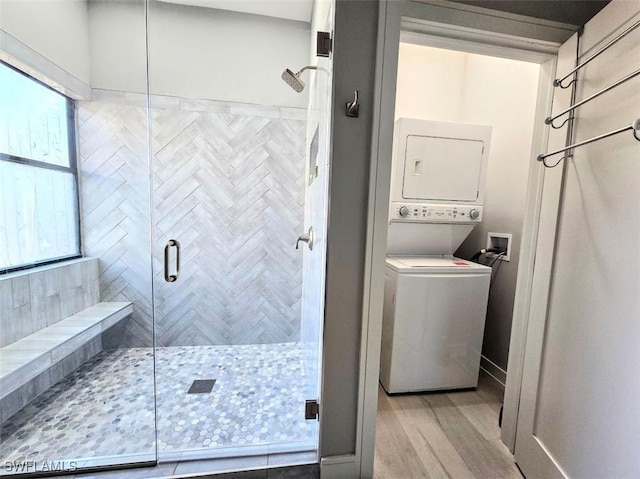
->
[[305, 399, 320, 420], [317, 32, 332, 57]]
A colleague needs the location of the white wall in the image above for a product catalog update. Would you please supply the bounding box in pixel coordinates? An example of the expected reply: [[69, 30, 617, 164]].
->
[[0, 0, 91, 84], [457, 54, 540, 372], [395, 43, 540, 371], [88, 0, 311, 108], [0, 0, 309, 107], [395, 44, 465, 122], [87, 0, 147, 95]]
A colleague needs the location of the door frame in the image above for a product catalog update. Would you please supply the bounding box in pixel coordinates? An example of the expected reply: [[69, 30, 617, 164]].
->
[[358, 1, 573, 475]]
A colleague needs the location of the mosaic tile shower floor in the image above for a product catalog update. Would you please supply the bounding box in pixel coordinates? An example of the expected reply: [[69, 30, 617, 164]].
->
[[0, 343, 315, 465]]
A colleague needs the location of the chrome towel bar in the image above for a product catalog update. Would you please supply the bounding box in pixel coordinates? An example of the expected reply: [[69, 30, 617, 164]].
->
[[554, 18, 640, 88], [546, 69, 640, 128], [537, 119, 640, 166]]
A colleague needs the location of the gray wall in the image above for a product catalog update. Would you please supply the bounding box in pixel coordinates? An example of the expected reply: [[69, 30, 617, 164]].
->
[[320, 0, 379, 458], [452, 0, 609, 26]]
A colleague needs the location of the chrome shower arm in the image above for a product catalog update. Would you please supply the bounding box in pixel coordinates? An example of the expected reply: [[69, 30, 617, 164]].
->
[[296, 65, 318, 75]]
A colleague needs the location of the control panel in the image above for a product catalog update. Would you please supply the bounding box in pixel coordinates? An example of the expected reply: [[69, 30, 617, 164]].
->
[[389, 202, 483, 223]]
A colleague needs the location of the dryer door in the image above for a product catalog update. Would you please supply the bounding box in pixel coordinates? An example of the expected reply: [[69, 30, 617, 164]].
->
[[402, 135, 485, 202]]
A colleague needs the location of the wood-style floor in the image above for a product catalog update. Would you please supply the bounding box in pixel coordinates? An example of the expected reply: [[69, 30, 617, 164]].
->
[[374, 372, 523, 479]]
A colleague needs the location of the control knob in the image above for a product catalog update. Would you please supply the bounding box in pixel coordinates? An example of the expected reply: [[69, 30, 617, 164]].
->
[[469, 209, 480, 220], [399, 206, 410, 217]]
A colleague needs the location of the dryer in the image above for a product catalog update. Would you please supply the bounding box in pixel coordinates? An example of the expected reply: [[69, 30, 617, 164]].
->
[[387, 118, 492, 256], [389, 118, 492, 219]]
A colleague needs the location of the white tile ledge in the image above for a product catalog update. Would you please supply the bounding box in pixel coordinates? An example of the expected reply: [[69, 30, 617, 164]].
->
[[0, 257, 95, 281], [0, 302, 132, 400]]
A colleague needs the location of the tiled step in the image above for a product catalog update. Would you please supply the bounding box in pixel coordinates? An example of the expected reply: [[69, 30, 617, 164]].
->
[[0, 302, 132, 400]]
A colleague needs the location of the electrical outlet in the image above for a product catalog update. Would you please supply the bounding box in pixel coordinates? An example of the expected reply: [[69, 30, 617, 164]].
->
[[487, 232, 512, 261]]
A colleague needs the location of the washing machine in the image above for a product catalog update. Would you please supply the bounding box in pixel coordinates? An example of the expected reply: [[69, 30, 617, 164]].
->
[[380, 118, 493, 393], [379, 255, 491, 393]]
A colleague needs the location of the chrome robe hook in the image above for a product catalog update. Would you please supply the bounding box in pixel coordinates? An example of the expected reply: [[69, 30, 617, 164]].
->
[[346, 90, 359, 118]]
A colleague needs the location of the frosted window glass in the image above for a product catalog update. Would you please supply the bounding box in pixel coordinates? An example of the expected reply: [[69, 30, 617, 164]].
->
[[0, 62, 70, 167], [0, 163, 79, 269], [0, 62, 80, 271]]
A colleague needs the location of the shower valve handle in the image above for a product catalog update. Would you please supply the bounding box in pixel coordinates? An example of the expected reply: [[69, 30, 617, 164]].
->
[[296, 227, 314, 251]]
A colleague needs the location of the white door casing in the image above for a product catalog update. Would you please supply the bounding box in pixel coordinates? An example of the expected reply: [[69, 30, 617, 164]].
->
[[510, 33, 576, 479]]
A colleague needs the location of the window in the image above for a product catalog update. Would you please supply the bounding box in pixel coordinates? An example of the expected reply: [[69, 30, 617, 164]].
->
[[0, 61, 81, 272]]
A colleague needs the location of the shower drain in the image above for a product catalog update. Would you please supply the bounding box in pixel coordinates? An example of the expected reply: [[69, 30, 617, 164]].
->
[[187, 379, 216, 394]]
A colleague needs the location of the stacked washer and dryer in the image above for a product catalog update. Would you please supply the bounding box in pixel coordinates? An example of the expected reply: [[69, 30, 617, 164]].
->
[[380, 118, 493, 394]]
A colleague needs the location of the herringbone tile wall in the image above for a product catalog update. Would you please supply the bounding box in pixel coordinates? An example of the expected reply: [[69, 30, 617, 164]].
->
[[78, 91, 306, 347], [78, 98, 154, 348]]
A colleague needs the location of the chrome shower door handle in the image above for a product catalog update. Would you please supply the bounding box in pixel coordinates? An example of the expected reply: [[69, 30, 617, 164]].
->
[[164, 239, 181, 283], [296, 227, 314, 251]]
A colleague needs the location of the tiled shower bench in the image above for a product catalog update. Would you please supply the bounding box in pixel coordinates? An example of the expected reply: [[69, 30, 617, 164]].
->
[[0, 302, 132, 400]]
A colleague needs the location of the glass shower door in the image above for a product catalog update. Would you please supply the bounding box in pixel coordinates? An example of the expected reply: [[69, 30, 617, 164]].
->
[[299, 0, 335, 454], [0, 0, 156, 475], [147, 0, 329, 467]]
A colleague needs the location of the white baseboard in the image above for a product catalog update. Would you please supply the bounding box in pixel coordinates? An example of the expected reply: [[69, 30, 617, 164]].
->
[[320, 455, 357, 479], [480, 355, 507, 388]]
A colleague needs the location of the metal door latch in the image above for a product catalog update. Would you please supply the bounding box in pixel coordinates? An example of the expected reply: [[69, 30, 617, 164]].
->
[[317, 32, 332, 57], [305, 399, 320, 420]]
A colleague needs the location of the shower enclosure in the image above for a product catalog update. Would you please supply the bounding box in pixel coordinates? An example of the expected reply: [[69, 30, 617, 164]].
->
[[0, 0, 332, 476]]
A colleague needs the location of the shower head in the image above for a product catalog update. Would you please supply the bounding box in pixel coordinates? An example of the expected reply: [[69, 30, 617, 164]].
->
[[282, 68, 305, 92], [281, 65, 317, 93]]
